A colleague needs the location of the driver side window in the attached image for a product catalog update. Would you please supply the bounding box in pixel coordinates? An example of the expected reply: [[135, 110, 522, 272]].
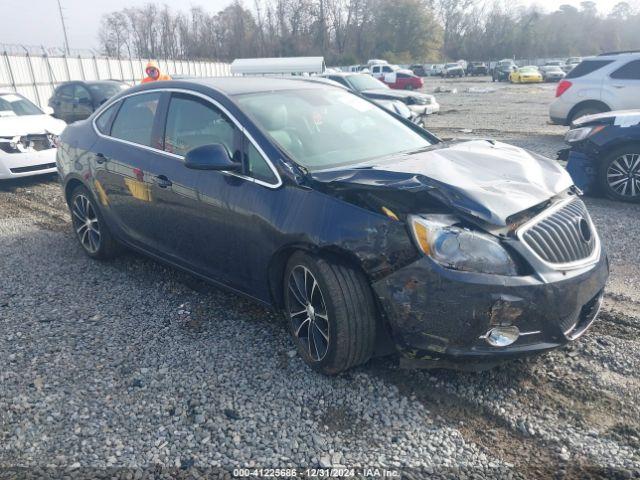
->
[[164, 94, 237, 158]]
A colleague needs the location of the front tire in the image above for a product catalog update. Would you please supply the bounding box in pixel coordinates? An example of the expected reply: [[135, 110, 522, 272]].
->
[[598, 146, 640, 203], [284, 252, 377, 375], [69, 185, 119, 259]]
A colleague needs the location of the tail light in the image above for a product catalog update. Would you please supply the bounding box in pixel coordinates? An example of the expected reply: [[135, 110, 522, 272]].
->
[[556, 80, 572, 97]]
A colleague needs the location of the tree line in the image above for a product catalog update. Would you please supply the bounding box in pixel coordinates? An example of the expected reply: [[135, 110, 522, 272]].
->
[[98, 0, 640, 64]]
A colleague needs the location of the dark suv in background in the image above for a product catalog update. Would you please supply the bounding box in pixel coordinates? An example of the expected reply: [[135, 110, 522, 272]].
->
[[49, 80, 128, 123], [492, 59, 517, 82], [467, 62, 488, 76]]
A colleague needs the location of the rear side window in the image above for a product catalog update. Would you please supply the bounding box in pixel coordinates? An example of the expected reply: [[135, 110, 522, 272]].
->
[[110, 93, 160, 147], [611, 60, 640, 80], [566, 60, 613, 79], [95, 102, 120, 134]]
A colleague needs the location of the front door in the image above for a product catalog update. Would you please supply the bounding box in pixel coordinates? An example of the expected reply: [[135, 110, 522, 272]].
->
[[148, 92, 266, 287]]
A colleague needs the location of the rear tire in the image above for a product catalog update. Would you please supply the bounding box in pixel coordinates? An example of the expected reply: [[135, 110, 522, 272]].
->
[[284, 252, 377, 375], [69, 185, 119, 259], [598, 145, 640, 203]]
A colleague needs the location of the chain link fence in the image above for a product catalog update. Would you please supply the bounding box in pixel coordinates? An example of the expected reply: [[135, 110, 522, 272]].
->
[[0, 48, 232, 108]]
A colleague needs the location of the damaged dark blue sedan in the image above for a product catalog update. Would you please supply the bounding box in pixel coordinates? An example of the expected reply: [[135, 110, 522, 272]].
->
[[57, 78, 608, 374]]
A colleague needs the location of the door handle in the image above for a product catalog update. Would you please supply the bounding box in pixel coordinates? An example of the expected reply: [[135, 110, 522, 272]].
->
[[612, 85, 625, 89], [155, 175, 172, 188], [95, 152, 107, 164]]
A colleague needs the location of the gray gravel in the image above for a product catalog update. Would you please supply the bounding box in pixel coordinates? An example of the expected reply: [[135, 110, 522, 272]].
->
[[1, 76, 639, 479]]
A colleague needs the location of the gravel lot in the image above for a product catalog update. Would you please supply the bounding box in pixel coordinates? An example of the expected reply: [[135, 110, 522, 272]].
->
[[1, 75, 639, 479]]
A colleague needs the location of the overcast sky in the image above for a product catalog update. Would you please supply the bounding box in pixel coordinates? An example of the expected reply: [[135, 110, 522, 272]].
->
[[1, 0, 629, 52]]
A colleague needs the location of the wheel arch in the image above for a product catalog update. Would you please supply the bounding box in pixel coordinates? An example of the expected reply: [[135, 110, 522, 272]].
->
[[63, 176, 88, 206], [600, 139, 640, 155], [568, 100, 611, 124], [267, 243, 368, 311]]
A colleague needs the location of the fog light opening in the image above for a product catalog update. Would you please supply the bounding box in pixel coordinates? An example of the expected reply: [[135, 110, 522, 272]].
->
[[484, 326, 520, 347]]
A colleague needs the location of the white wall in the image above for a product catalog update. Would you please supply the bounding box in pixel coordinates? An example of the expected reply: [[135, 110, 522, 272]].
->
[[0, 53, 232, 108]]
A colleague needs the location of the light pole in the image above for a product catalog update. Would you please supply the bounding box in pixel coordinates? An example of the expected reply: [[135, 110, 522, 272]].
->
[[57, 0, 71, 55]]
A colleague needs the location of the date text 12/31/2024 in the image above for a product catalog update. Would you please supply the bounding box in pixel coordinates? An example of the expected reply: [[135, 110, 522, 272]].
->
[[233, 468, 401, 478]]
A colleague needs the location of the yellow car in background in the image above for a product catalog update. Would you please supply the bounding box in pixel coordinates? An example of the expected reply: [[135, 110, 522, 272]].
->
[[509, 66, 543, 83]]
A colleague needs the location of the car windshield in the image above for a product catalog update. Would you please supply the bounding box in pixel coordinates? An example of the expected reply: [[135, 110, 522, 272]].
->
[[88, 83, 127, 99], [235, 88, 432, 171], [445, 63, 458, 68], [0, 93, 43, 116], [519, 67, 538, 72], [346, 75, 388, 91]]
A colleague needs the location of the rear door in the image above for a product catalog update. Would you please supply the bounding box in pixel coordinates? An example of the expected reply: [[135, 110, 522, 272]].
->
[[608, 59, 640, 109], [91, 91, 167, 250]]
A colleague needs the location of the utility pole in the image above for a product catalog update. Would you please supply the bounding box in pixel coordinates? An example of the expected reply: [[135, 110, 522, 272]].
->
[[57, 0, 71, 55]]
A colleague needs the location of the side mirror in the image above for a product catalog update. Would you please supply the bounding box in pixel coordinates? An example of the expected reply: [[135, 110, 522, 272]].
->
[[43, 106, 55, 115], [184, 144, 241, 171]]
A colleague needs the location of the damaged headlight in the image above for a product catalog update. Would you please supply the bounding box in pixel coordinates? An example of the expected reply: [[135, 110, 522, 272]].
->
[[564, 125, 605, 143], [408, 214, 518, 276]]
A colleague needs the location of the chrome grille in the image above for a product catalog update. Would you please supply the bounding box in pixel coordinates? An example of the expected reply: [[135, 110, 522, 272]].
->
[[519, 198, 597, 266]]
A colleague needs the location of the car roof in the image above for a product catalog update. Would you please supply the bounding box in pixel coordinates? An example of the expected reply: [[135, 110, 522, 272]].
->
[[131, 76, 336, 96], [596, 51, 640, 60], [201, 76, 338, 94], [58, 80, 125, 86]]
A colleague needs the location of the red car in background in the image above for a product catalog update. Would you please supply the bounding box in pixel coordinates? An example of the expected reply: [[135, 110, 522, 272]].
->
[[389, 71, 424, 90], [370, 64, 424, 90]]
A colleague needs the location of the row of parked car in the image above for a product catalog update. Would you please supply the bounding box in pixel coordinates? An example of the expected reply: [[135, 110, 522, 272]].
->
[[492, 60, 566, 83], [2, 52, 639, 206], [406, 57, 582, 81]]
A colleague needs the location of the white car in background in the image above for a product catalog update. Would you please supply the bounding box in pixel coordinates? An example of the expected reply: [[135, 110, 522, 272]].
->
[[0, 92, 66, 180], [550, 51, 640, 125]]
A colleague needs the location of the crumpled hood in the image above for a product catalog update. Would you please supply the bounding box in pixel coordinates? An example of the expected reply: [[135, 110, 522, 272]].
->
[[0, 114, 66, 137], [310, 140, 574, 226]]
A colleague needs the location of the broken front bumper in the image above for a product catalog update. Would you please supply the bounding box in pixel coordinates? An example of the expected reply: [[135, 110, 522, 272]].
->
[[0, 148, 58, 180], [372, 247, 608, 368]]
